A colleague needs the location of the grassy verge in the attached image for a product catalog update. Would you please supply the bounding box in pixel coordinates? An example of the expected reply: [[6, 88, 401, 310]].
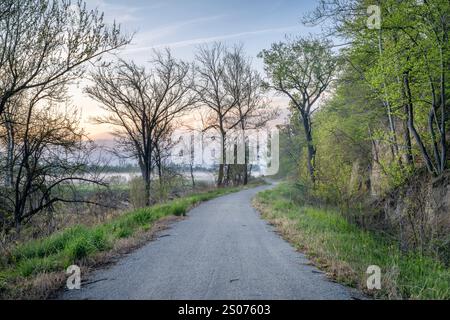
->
[[253, 183, 450, 300], [0, 185, 249, 299]]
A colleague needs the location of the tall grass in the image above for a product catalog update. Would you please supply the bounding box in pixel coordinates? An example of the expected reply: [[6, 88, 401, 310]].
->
[[254, 183, 450, 300]]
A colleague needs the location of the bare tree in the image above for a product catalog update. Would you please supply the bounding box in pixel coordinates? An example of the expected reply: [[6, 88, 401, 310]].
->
[[0, 0, 130, 119], [194, 43, 237, 187], [0, 0, 129, 233], [195, 43, 273, 186], [259, 36, 337, 183], [0, 94, 103, 233], [224, 45, 275, 184], [86, 50, 196, 205]]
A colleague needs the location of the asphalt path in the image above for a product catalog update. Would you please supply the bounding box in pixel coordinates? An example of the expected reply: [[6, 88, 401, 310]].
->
[[62, 185, 357, 300]]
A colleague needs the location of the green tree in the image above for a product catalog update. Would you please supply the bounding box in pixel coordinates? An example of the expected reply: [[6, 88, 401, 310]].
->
[[259, 36, 338, 183], [305, 0, 449, 177]]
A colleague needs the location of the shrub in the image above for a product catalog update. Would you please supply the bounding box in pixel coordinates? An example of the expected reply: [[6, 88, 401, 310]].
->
[[65, 236, 96, 260], [129, 177, 147, 209]]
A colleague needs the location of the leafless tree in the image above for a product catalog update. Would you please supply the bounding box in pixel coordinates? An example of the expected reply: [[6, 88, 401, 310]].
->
[[0, 0, 129, 233], [195, 43, 273, 186], [0, 94, 104, 233], [194, 43, 236, 187], [175, 125, 198, 189], [0, 0, 130, 120], [224, 45, 276, 184], [86, 50, 196, 205]]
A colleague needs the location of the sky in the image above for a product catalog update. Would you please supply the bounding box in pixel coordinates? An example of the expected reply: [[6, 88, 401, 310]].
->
[[76, 0, 321, 139]]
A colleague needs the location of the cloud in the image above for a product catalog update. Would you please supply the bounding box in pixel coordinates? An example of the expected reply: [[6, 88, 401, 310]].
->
[[87, 0, 167, 24], [125, 25, 300, 54], [132, 15, 227, 45]]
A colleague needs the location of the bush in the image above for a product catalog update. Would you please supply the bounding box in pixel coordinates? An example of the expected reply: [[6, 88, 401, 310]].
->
[[129, 177, 147, 209], [91, 228, 111, 251], [64, 237, 96, 260], [171, 202, 187, 216]]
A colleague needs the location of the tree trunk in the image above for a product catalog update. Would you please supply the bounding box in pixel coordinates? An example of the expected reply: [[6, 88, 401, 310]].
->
[[403, 114, 414, 167], [243, 136, 249, 185], [142, 153, 152, 206], [217, 164, 224, 187], [225, 163, 231, 186], [217, 131, 226, 187], [157, 162, 163, 188], [378, 29, 401, 162], [300, 112, 316, 183], [404, 72, 437, 175], [15, 216, 21, 234], [190, 163, 196, 190], [439, 45, 447, 173], [144, 170, 151, 207], [243, 164, 248, 185], [4, 117, 15, 188]]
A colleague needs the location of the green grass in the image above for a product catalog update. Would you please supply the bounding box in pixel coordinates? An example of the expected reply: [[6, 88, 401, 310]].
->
[[0, 186, 245, 298], [254, 183, 450, 300]]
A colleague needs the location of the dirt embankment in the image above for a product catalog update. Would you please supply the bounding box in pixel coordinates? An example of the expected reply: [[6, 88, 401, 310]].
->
[[378, 170, 450, 263]]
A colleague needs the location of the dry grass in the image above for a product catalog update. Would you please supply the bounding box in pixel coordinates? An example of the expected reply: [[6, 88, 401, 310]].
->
[[2, 215, 183, 300], [253, 200, 363, 291], [253, 183, 450, 300]]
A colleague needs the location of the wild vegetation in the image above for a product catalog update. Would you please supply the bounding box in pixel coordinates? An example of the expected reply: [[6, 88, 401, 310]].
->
[[254, 184, 450, 299], [258, 0, 449, 298], [0, 0, 130, 234]]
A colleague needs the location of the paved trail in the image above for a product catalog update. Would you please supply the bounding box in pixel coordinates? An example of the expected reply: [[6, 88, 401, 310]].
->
[[62, 185, 357, 300]]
